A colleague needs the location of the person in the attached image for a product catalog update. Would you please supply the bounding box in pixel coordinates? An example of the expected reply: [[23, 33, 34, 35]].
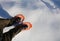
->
[[2, 22, 32, 41], [0, 14, 25, 41]]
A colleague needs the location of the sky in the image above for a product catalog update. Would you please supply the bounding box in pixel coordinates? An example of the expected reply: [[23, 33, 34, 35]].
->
[[0, 0, 60, 41]]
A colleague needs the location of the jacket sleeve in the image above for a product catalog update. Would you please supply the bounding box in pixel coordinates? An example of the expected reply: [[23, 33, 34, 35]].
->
[[3, 24, 28, 40], [3, 25, 23, 40], [6, 17, 21, 27], [0, 18, 16, 29], [6, 18, 16, 27]]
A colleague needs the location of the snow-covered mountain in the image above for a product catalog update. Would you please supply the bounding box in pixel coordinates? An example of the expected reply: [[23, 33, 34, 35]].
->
[[0, 0, 60, 41]]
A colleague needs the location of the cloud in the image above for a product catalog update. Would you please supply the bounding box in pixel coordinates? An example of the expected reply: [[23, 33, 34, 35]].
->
[[41, 0, 56, 9], [1, 1, 16, 9], [17, 0, 41, 10], [51, 0, 60, 9]]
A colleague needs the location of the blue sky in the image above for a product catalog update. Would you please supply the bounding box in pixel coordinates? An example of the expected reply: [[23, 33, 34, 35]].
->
[[0, 0, 60, 41], [1, 0, 60, 10], [51, 0, 60, 9]]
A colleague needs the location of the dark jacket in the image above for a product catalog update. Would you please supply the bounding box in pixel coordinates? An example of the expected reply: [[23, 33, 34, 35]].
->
[[2, 23, 28, 41], [0, 17, 20, 41]]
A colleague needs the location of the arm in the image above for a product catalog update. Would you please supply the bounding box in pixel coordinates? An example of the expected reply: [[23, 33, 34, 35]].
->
[[0, 18, 11, 29], [0, 17, 20, 27], [0, 17, 16, 29], [3, 24, 28, 40], [6, 17, 21, 27]]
